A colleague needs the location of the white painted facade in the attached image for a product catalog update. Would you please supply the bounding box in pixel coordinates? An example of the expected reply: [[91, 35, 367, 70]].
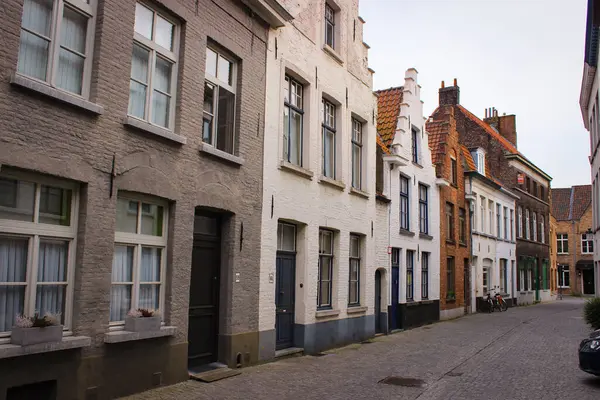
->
[[378, 70, 441, 312], [258, 0, 378, 356], [467, 172, 517, 312]]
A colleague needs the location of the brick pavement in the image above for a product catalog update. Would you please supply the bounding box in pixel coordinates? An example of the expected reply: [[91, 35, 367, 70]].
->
[[122, 298, 600, 400]]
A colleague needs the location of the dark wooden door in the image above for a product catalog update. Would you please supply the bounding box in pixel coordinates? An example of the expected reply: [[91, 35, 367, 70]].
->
[[276, 252, 295, 350], [583, 269, 595, 295], [188, 217, 221, 368], [375, 270, 382, 333], [390, 266, 399, 330]]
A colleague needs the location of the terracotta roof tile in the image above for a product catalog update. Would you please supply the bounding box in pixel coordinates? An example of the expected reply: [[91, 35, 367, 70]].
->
[[456, 105, 518, 154], [551, 188, 571, 220], [551, 186, 591, 221], [572, 185, 592, 220], [375, 87, 403, 147], [426, 120, 448, 164], [461, 145, 476, 172], [376, 131, 390, 154]]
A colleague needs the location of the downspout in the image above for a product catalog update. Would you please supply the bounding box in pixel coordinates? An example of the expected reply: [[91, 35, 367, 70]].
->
[[467, 175, 475, 313]]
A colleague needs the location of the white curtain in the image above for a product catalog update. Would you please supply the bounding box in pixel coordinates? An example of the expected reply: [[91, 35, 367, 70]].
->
[[0, 238, 28, 332], [35, 240, 67, 322], [57, 6, 87, 95], [128, 44, 149, 119], [110, 246, 133, 321], [151, 57, 172, 128], [18, 0, 53, 81], [139, 247, 160, 311]]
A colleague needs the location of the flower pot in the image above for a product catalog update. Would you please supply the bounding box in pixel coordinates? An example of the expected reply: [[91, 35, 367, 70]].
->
[[11, 325, 63, 346], [124, 316, 161, 332]]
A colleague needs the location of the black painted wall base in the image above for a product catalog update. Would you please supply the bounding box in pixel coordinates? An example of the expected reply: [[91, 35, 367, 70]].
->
[[388, 300, 440, 330]]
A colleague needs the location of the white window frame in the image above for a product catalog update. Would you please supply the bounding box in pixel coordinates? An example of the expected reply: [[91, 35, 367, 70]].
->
[[532, 213, 537, 242], [557, 233, 569, 254], [128, 2, 179, 130], [558, 265, 570, 288], [496, 203, 501, 238], [318, 229, 334, 309], [203, 46, 238, 153], [111, 194, 168, 328], [322, 98, 337, 179], [324, 2, 336, 49], [17, 0, 97, 98], [525, 209, 530, 240], [351, 117, 363, 189], [472, 192, 477, 231], [471, 149, 485, 175], [482, 267, 489, 295], [510, 209, 515, 241], [503, 206, 508, 240], [540, 215, 545, 243], [0, 170, 79, 342], [283, 76, 304, 166], [480, 196, 485, 233], [518, 207, 523, 238], [348, 234, 360, 306], [488, 200, 494, 235], [582, 233, 594, 254]]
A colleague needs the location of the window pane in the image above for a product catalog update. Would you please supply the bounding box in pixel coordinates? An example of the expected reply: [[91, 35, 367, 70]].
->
[[18, 30, 50, 81], [154, 57, 172, 94], [139, 284, 160, 310], [320, 257, 331, 280], [206, 48, 217, 77], [350, 259, 359, 280], [277, 223, 295, 252], [61, 7, 87, 54], [140, 247, 161, 282], [319, 281, 330, 306], [216, 87, 235, 153], [22, 0, 53, 37], [324, 130, 335, 178], [39, 185, 72, 226], [151, 90, 170, 127], [289, 110, 302, 165], [134, 3, 154, 40], [0, 178, 35, 222], [141, 203, 164, 236], [320, 231, 332, 254], [110, 285, 131, 321], [35, 285, 66, 322], [155, 15, 174, 50], [283, 106, 289, 160], [352, 144, 361, 188], [326, 23, 334, 47], [349, 282, 358, 304], [350, 236, 360, 257], [203, 82, 214, 114], [112, 246, 134, 282], [116, 199, 138, 233], [37, 240, 68, 282], [56, 49, 84, 94], [217, 55, 232, 85], [0, 237, 28, 283], [131, 43, 150, 83], [0, 286, 25, 332]]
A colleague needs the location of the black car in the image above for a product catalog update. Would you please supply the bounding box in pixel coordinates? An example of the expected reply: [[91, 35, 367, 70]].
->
[[579, 329, 600, 375]]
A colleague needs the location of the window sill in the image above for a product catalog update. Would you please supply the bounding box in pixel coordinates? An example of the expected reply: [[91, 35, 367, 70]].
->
[[419, 233, 433, 240], [349, 187, 369, 199], [104, 326, 176, 344], [406, 300, 419, 307], [11, 73, 104, 115], [412, 161, 423, 169], [279, 160, 313, 179], [315, 309, 340, 318], [421, 299, 434, 304], [322, 44, 344, 64], [0, 336, 91, 360], [319, 176, 346, 191], [400, 229, 415, 237], [124, 116, 187, 144], [347, 305, 368, 314], [459, 242, 468, 248], [199, 143, 245, 166], [446, 239, 456, 245], [445, 298, 456, 303]]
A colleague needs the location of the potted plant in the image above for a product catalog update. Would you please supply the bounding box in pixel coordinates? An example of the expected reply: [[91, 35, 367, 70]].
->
[[447, 291, 456, 301], [124, 308, 161, 332], [11, 313, 63, 346]]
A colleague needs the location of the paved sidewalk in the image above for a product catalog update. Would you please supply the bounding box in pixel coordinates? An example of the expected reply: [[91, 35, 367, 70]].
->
[[123, 298, 600, 400]]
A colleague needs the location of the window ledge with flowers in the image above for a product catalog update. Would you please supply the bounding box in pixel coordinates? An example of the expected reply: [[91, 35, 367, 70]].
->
[[105, 309, 176, 344]]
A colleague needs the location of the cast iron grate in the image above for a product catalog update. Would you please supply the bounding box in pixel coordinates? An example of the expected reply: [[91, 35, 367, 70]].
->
[[378, 376, 426, 388]]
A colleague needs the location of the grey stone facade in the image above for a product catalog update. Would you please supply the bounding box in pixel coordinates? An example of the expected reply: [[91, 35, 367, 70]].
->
[[0, 0, 277, 398]]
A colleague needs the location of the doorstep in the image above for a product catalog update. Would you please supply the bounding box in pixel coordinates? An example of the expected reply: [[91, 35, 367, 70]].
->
[[275, 347, 304, 359]]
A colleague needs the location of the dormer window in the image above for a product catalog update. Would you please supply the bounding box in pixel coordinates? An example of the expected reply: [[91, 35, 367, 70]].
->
[[471, 149, 485, 175]]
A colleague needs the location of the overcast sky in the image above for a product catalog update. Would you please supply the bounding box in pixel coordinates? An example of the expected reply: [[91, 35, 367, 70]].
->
[[360, 0, 590, 189]]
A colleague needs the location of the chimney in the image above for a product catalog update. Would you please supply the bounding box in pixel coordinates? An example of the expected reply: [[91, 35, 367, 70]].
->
[[483, 107, 499, 131], [498, 114, 517, 148], [439, 79, 460, 106]]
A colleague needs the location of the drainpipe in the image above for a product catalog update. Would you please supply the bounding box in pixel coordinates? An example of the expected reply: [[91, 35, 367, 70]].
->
[[467, 175, 475, 313]]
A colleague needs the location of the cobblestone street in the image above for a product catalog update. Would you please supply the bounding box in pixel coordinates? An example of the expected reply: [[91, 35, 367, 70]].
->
[[123, 298, 600, 400]]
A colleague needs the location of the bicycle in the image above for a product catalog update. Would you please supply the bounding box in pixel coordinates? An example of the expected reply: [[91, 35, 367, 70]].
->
[[494, 292, 508, 311]]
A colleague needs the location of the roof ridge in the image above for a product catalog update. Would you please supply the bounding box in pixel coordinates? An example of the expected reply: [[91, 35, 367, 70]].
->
[[375, 86, 404, 93], [568, 187, 575, 220]]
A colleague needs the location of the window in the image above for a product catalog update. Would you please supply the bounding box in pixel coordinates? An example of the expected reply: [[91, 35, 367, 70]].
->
[[349, 235, 360, 305], [500, 259, 508, 294], [525, 209, 530, 240], [558, 265, 570, 288], [510, 210, 514, 240], [446, 203, 455, 241], [483, 267, 489, 295], [129, 3, 178, 129], [488, 200, 494, 235], [412, 128, 419, 164], [472, 149, 485, 175], [419, 184, 428, 234], [283, 76, 304, 166], [480, 196, 485, 232], [517, 207, 523, 238], [540, 186, 545, 201], [277, 222, 296, 252], [527, 269, 533, 291], [459, 208, 466, 244], [111, 196, 167, 323], [557, 233, 568, 254], [400, 176, 410, 231], [0, 173, 77, 336], [526, 177, 531, 192], [503, 207, 508, 240], [392, 247, 400, 267], [496, 204, 501, 238], [17, 0, 96, 97], [532, 213, 537, 242], [324, 3, 335, 48], [322, 99, 336, 178], [351, 118, 363, 189], [472, 192, 477, 231], [318, 229, 334, 308], [533, 181, 538, 198], [203, 47, 236, 154], [582, 233, 594, 254], [447, 257, 455, 298], [421, 252, 429, 299], [406, 250, 414, 301], [450, 157, 457, 185], [519, 267, 525, 291]]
